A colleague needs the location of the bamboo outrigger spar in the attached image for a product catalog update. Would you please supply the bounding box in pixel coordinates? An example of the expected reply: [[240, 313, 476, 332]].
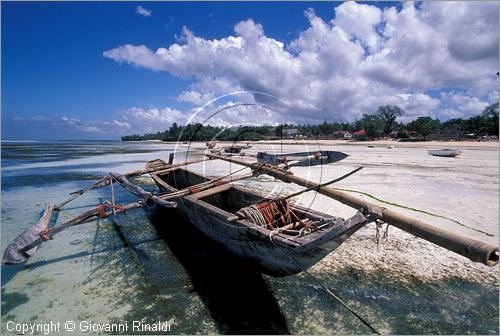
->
[[207, 154, 499, 266]]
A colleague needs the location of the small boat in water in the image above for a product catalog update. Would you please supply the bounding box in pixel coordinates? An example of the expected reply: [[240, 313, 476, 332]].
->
[[428, 148, 462, 157], [257, 151, 348, 167], [224, 145, 244, 153], [146, 159, 380, 276]]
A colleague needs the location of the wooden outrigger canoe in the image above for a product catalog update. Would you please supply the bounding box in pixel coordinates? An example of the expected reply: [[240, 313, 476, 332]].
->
[[2, 153, 498, 272], [257, 150, 348, 167], [146, 159, 381, 276]]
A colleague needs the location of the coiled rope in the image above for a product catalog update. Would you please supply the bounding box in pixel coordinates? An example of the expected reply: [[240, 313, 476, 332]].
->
[[236, 199, 298, 229], [235, 167, 365, 230]]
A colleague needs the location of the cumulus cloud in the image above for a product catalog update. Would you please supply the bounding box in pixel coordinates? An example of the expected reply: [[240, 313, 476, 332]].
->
[[57, 117, 105, 134], [119, 106, 187, 133], [332, 2, 382, 53], [136, 5, 151, 17], [100, 2, 498, 131], [438, 91, 490, 119]]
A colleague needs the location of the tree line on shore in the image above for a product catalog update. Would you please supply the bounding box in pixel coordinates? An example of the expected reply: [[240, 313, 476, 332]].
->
[[122, 102, 499, 142]]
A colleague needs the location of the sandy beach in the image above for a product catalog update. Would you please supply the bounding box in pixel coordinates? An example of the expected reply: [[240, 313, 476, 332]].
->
[[237, 138, 500, 149]]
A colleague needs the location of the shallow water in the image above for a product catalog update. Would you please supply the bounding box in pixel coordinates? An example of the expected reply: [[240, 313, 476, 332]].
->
[[1, 141, 498, 335]]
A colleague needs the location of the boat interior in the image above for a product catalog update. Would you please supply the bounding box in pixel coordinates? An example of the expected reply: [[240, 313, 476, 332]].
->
[[154, 167, 331, 236]]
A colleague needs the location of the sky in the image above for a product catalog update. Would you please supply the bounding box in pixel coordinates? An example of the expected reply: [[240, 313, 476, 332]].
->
[[1, 1, 498, 140]]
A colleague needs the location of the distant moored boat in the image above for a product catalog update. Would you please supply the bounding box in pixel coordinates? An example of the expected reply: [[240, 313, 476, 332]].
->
[[428, 148, 462, 157]]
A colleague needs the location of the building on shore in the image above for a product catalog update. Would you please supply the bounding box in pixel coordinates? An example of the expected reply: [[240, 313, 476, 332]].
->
[[283, 127, 299, 139], [333, 130, 352, 139], [353, 130, 367, 140]]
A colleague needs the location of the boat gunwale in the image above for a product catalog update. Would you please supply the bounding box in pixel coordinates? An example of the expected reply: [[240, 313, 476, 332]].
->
[[147, 163, 349, 249]]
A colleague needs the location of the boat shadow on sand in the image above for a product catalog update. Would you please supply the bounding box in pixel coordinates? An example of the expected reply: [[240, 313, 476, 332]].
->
[[146, 206, 290, 334]]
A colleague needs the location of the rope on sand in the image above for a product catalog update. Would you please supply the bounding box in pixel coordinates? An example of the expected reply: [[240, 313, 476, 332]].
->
[[333, 188, 493, 237]]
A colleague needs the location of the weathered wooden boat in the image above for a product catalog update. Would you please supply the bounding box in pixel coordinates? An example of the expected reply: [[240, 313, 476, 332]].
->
[[428, 148, 462, 157], [224, 145, 244, 153], [257, 151, 348, 167], [3, 153, 498, 272], [146, 159, 380, 276]]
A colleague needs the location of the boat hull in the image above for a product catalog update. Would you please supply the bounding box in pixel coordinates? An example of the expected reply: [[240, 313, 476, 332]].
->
[[224, 146, 243, 153], [176, 198, 343, 276], [428, 148, 462, 157], [148, 165, 370, 277], [257, 151, 348, 166]]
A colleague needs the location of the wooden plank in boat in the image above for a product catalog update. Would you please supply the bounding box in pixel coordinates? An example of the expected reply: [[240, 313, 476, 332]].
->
[[190, 184, 231, 199]]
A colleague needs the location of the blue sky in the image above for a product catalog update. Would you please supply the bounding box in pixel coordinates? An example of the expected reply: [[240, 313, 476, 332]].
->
[[2, 1, 498, 140]]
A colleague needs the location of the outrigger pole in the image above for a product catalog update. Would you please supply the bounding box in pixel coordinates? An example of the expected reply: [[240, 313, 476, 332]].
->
[[55, 157, 209, 210], [2, 156, 254, 264], [207, 154, 499, 267]]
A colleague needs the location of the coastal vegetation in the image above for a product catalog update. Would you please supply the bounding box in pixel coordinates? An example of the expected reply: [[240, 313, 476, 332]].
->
[[122, 102, 499, 142]]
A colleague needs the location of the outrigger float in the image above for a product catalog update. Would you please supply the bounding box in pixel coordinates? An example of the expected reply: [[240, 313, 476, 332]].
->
[[3, 152, 499, 276]]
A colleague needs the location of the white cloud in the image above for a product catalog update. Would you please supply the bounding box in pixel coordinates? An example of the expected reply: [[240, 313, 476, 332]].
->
[[177, 77, 241, 105], [21, 116, 133, 136], [384, 93, 441, 121], [112, 119, 131, 129], [332, 2, 382, 53], [32, 115, 50, 121], [190, 101, 284, 127], [58, 117, 106, 134], [421, 1, 498, 62], [119, 106, 187, 133], [136, 6, 151, 17], [438, 91, 490, 119], [101, 1, 498, 130]]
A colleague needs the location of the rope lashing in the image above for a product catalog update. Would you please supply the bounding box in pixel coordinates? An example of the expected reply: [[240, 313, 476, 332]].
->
[[96, 202, 127, 218], [375, 220, 390, 251], [39, 228, 54, 241], [249, 162, 294, 178], [41, 199, 127, 241]]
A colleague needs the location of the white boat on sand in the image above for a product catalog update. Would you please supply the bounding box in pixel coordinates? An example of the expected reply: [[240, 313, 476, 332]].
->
[[428, 148, 462, 157]]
